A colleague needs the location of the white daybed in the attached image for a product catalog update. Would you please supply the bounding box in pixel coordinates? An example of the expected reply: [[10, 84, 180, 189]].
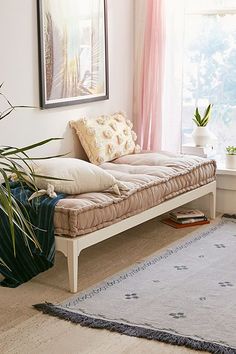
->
[[54, 152, 216, 293]]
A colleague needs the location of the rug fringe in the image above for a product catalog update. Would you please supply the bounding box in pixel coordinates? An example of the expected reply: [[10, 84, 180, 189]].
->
[[34, 303, 236, 354], [222, 214, 236, 221]]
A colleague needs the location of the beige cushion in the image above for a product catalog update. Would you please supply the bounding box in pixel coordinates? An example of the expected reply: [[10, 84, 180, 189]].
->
[[70, 112, 141, 165], [31, 158, 124, 195]]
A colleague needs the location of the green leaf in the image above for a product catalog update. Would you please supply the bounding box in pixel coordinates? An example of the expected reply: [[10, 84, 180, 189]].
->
[[203, 104, 212, 120], [0, 88, 66, 259], [0, 172, 16, 255], [193, 118, 201, 126], [201, 116, 209, 127], [194, 107, 203, 125], [0, 257, 11, 271]]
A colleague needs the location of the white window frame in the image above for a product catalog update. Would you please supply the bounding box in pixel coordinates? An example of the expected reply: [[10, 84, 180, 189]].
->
[[181, 5, 236, 158]]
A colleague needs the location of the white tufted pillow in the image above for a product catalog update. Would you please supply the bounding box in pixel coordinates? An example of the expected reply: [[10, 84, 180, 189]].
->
[[70, 112, 141, 165], [31, 158, 124, 195]]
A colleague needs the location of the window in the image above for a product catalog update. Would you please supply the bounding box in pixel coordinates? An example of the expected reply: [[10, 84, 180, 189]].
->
[[182, 1, 236, 159]]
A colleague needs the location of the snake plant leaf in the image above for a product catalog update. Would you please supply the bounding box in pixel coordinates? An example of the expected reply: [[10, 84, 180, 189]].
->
[[195, 107, 201, 120], [193, 118, 200, 126], [203, 104, 212, 119], [201, 116, 209, 127]]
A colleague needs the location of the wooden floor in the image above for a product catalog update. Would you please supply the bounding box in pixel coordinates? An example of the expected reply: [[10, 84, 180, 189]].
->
[[0, 217, 214, 354]]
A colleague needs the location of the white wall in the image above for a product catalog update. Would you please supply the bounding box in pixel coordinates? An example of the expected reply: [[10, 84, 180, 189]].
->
[[215, 174, 236, 213], [187, 173, 236, 214], [0, 0, 134, 158]]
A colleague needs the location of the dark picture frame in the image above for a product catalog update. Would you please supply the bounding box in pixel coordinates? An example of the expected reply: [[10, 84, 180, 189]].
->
[[37, 0, 109, 109]]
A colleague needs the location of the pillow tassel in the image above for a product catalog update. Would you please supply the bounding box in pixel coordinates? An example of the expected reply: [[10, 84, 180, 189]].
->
[[28, 184, 57, 201], [111, 183, 121, 196]]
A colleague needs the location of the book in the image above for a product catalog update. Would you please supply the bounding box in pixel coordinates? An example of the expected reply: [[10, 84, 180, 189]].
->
[[182, 144, 216, 158], [169, 214, 206, 221], [169, 216, 207, 223], [169, 209, 205, 220], [169, 216, 207, 224], [182, 144, 208, 157], [161, 218, 210, 229]]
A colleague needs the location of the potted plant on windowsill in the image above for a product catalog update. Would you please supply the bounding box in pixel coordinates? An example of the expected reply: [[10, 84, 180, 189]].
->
[[225, 146, 236, 169], [192, 104, 215, 147]]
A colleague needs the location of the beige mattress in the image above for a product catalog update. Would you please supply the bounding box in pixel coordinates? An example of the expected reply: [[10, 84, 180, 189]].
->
[[54, 152, 216, 238]]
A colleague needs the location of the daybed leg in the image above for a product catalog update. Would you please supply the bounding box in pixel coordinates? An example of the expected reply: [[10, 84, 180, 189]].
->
[[67, 240, 79, 293], [209, 190, 216, 219]]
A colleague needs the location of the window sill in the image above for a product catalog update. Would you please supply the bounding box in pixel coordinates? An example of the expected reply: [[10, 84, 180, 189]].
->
[[216, 164, 236, 176], [216, 164, 236, 191], [206, 157, 236, 176]]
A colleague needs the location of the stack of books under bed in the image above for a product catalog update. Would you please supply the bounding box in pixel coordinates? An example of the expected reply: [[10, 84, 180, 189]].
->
[[162, 209, 210, 228]]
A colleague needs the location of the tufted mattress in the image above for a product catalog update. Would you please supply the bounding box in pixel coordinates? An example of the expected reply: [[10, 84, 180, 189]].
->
[[54, 152, 216, 238]]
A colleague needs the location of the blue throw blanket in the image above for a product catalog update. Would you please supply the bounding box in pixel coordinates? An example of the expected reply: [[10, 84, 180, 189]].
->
[[0, 183, 64, 287]]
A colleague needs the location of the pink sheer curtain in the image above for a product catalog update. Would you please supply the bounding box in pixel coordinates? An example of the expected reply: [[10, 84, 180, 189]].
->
[[134, 0, 165, 151]]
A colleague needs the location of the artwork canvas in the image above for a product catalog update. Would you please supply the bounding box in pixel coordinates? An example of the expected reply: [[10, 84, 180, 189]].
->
[[37, 0, 109, 108]]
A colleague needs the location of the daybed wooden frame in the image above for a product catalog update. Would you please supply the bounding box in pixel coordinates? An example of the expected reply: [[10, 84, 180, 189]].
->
[[55, 181, 216, 293]]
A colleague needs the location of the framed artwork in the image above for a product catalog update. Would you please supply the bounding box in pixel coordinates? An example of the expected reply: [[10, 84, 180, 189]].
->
[[37, 0, 109, 109]]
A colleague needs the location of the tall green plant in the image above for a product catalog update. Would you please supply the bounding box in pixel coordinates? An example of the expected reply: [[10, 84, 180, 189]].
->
[[0, 84, 63, 264]]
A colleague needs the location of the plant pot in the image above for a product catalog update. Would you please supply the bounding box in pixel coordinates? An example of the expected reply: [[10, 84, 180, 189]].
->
[[192, 126, 214, 147], [225, 154, 236, 169]]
